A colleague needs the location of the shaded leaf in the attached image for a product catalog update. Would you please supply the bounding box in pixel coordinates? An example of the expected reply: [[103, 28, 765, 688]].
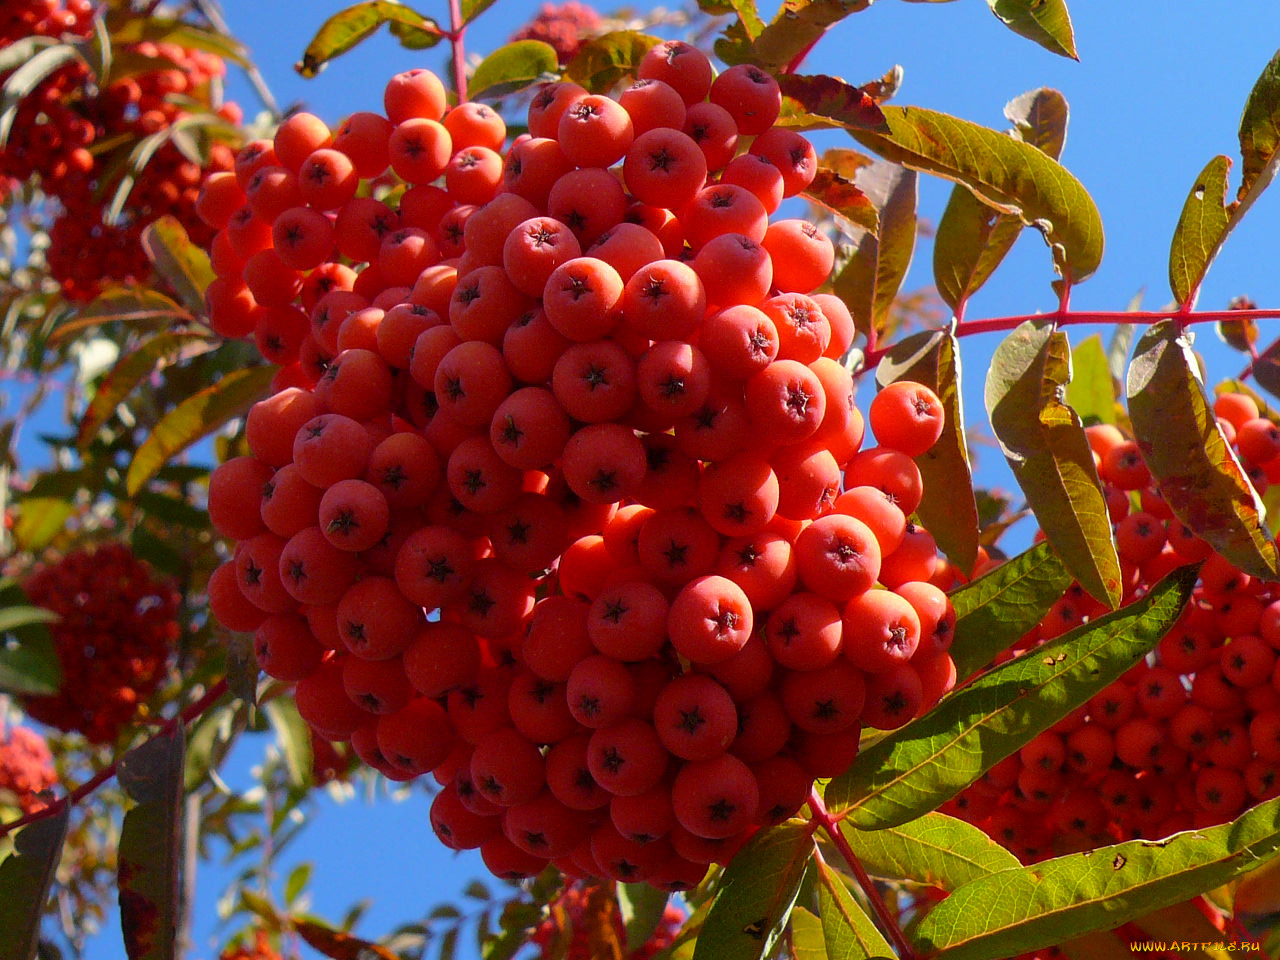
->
[[0, 580, 62, 698], [47, 287, 190, 346], [107, 16, 248, 66], [264, 698, 313, 791], [815, 859, 894, 960], [862, 163, 917, 329], [295, 2, 442, 77], [912, 789, 1280, 960], [118, 724, 185, 960], [837, 811, 1019, 891], [850, 105, 1103, 282], [293, 919, 400, 960], [1127, 321, 1278, 580], [1066, 334, 1118, 427], [617, 883, 670, 952], [1217, 315, 1258, 355], [0, 44, 84, 148], [1168, 155, 1232, 307], [126, 365, 276, 496], [565, 31, 661, 92], [1005, 88, 1069, 159], [470, 41, 559, 101], [749, 1, 873, 71], [692, 821, 813, 960], [986, 0, 1077, 60], [986, 321, 1122, 607], [826, 564, 1196, 826], [876, 325, 978, 572], [139, 217, 215, 317], [77, 333, 204, 449], [776, 74, 887, 131], [947, 541, 1073, 679], [1237, 49, 1280, 206], [0, 805, 69, 960], [932, 187, 1024, 314]]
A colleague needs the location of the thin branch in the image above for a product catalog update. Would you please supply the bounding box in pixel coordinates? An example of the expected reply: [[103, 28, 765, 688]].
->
[[448, 0, 468, 102]]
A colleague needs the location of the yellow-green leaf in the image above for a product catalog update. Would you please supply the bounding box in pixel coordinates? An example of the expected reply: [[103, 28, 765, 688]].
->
[[126, 365, 276, 496], [0, 805, 69, 960], [1168, 155, 1232, 307], [78, 333, 205, 449], [790, 907, 827, 960], [565, 32, 661, 93], [986, 321, 1122, 607], [139, 216, 215, 317], [1127, 321, 1279, 580], [837, 811, 1020, 891], [850, 105, 1103, 282], [295, 2, 442, 78], [12, 497, 73, 553], [875, 326, 978, 573], [826, 564, 1196, 827], [815, 859, 894, 960], [1237, 49, 1280, 206], [986, 0, 1078, 60], [1066, 333, 1119, 427], [617, 883, 671, 952], [749, 0, 873, 71], [470, 40, 559, 101]]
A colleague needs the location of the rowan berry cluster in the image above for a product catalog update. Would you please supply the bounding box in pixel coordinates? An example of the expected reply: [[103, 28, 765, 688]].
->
[[530, 882, 684, 959], [0, 3, 240, 299], [203, 47, 958, 887], [23, 544, 181, 744], [510, 2, 604, 65], [945, 397, 1280, 864], [0, 724, 57, 815]]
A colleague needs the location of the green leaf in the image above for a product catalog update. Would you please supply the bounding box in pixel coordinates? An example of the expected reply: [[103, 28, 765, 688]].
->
[[617, 883, 670, 952], [264, 698, 313, 791], [986, 321, 1122, 607], [776, 75, 888, 131], [1066, 334, 1119, 427], [875, 325, 978, 573], [825, 564, 1196, 827], [77, 333, 205, 450], [986, 0, 1078, 60], [139, 217, 215, 317], [749, 0, 873, 71], [469, 41, 559, 101], [118, 723, 186, 960], [107, 16, 249, 67], [815, 859, 894, 960], [126, 365, 275, 496], [0, 581, 62, 698], [791, 908, 827, 959], [460, 0, 499, 24], [1168, 155, 1232, 307], [850, 105, 1103, 282], [295, 2, 443, 78], [0, 44, 85, 148], [564, 31, 661, 92], [836, 812, 1019, 891], [1127, 321, 1279, 580], [1236, 49, 1280, 207], [728, 0, 766, 40], [285, 863, 312, 907], [912, 790, 1280, 960], [0, 805, 69, 960], [692, 821, 813, 960], [12, 497, 74, 553]]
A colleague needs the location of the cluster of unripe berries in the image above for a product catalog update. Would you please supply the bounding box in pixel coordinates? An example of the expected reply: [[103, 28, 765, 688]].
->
[[945, 399, 1280, 864], [23, 544, 181, 744], [203, 46, 959, 887], [530, 882, 685, 959], [0, 724, 57, 815], [0, 1, 241, 299]]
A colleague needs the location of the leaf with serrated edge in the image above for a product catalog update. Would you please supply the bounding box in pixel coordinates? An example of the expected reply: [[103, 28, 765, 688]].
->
[[295, 2, 441, 77], [986, 322, 1122, 607], [876, 326, 978, 572], [826, 564, 1196, 826], [837, 812, 1019, 891], [139, 217, 215, 317], [118, 723, 185, 960], [912, 790, 1280, 960], [617, 883, 671, 952], [565, 31, 661, 92], [692, 821, 813, 960], [78, 333, 204, 449], [1237, 50, 1280, 206], [850, 106, 1103, 282], [0, 805, 69, 960], [126, 366, 275, 496], [469, 40, 558, 100], [750, 1, 873, 71], [1168, 156, 1232, 307], [814, 859, 894, 960], [1127, 321, 1278, 580], [986, 0, 1077, 60], [1066, 334, 1118, 427]]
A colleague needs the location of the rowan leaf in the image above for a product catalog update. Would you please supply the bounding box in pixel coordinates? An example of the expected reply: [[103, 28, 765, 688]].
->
[[564, 31, 661, 92], [803, 167, 879, 234], [139, 216, 215, 317], [11, 497, 74, 553], [1127, 321, 1279, 580], [1236, 49, 1280, 207], [77, 333, 205, 450], [750, 1, 874, 71], [469, 40, 559, 100], [986, 321, 1122, 607], [617, 883, 670, 952], [815, 859, 894, 960], [1168, 155, 1233, 307], [986, 0, 1078, 60], [1065, 334, 1119, 427], [876, 326, 978, 573], [295, 2, 442, 77], [0, 805, 69, 960], [776, 74, 888, 131], [0, 580, 61, 698], [825, 564, 1196, 827], [836, 811, 1020, 891], [0, 44, 84, 148], [293, 919, 401, 960]]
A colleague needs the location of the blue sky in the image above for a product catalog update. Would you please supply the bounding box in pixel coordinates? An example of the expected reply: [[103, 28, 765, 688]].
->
[[58, 0, 1280, 956]]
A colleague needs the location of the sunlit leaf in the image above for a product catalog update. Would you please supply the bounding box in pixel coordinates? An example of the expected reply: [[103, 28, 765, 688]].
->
[[565, 31, 661, 92], [0, 805, 69, 960], [790, 906, 827, 960], [470, 41, 559, 100], [826, 564, 1196, 826], [139, 217, 216, 317], [777, 74, 888, 131], [985, 0, 1077, 60], [837, 811, 1019, 891], [1127, 321, 1279, 580], [126, 365, 276, 496], [12, 497, 74, 553], [295, 2, 443, 78], [1236, 49, 1280, 207], [876, 326, 978, 572], [1066, 334, 1118, 427], [986, 321, 1122, 607], [1168, 156, 1232, 307], [118, 723, 185, 960], [815, 858, 894, 960], [750, 0, 873, 70]]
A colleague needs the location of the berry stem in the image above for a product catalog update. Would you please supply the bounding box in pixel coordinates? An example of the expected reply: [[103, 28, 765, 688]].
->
[[807, 786, 918, 960], [448, 0, 468, 102], [0, 678, 229, 839]]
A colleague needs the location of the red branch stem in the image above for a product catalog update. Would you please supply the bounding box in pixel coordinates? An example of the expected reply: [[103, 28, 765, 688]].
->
[[808, 787, 918, 960], [447, 0, 467, 102], [0, 678, 230, 838]]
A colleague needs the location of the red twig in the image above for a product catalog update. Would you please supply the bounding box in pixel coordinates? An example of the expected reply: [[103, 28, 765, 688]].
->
[[447, 0, 468, 102], [808, 787, 917, 960], [783, 35, 822, 75], [0, 678, 230, 838]]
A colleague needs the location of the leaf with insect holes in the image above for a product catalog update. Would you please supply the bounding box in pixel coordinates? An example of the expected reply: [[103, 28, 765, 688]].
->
[[986, 0, 1078, 60], [876, 325, 979, 573], [986, 321, 1122, 607], [912, 789, 1280, 960], [1127, 321, 1279, 580], [825, 564, 1196, 827], [692, 821, 813, 960], [0, 805, 69, 960], [469, 41, 559, 100], [1168, 155, 1232, 307], [295, 2, 442, 77]]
